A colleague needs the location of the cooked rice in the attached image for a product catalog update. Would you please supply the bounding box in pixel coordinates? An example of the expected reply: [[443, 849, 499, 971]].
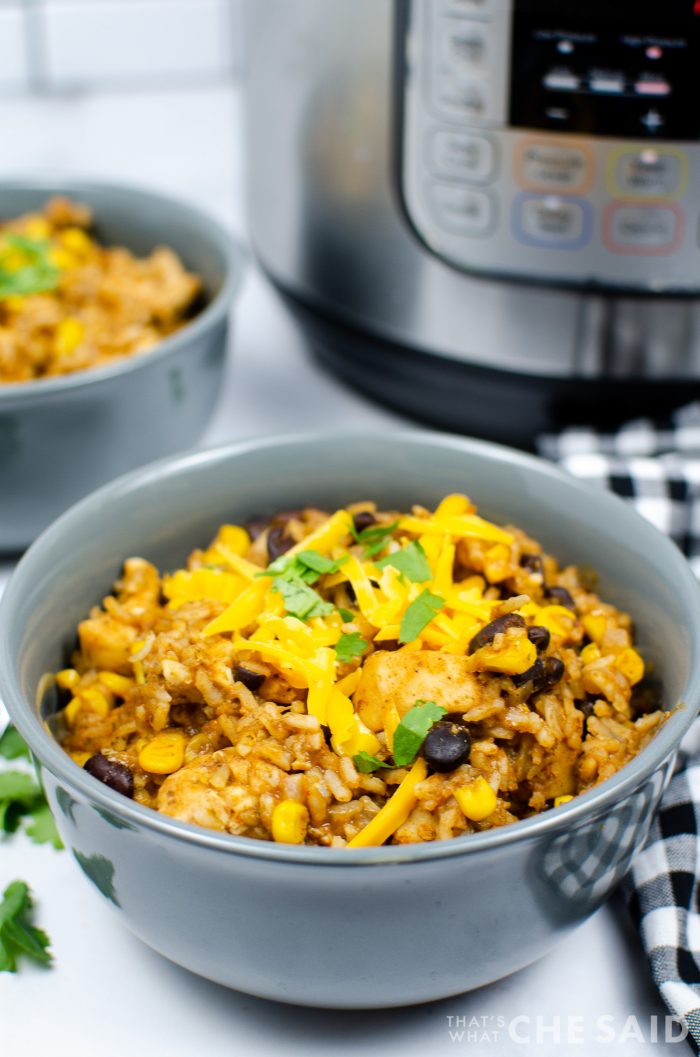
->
[[0, 196, 201, 383], [56, 496, 668, 847]]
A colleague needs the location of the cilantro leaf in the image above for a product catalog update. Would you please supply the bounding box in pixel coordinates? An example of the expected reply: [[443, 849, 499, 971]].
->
[[0, 881, 53, 972], [335, 632, 368, 665], [392, 700, 447, 767], [0, 770, 62, 847], [353, 751, 393, 773], [399, 589, 445, 643], [264, 549, 346, 586], [0, 726, 30, 761], [272, 575, 334, 621], [295, 550, 347, 576], [25, 805, 63, 850], [351, 519, 400, 559], [376, 540, 432, 583], [338, 608, 355, 623], [0, 235, 60, 299]]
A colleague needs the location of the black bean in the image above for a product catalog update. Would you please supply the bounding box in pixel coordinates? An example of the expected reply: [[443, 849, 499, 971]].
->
[[321, 724, 333, 748], [422, 722, 471, 773], [527, 625, 551, 653], [353, 511, 376, 533], [234, 663, 266, 692], [542, 657, 565, 689], [520, 553, 544, 577], [511, 657, 545, 689], [577, 694, 598, 718], [373, 639, 400, 652], [245, 516, 269, 541], [84, 754, 134, 798], [546, 585, 576, 610], [468, 613, 525, 654], [267, 525, 294, 561]]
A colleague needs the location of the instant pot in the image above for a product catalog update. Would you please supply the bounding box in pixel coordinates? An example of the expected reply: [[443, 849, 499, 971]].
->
[[245, 0, 700, 446]]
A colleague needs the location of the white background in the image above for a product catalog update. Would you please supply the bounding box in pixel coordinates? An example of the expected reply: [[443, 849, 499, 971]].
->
[[0, 84, 686, 1056]]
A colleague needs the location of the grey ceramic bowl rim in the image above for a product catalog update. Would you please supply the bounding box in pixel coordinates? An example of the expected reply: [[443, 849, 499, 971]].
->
[[0, 175, 245, 406], [2, 429, 699, 866]]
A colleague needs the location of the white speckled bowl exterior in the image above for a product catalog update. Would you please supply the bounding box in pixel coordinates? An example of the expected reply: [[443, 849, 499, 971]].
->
[[0, 178, 244, 551], [1, 432, 699, 1007]]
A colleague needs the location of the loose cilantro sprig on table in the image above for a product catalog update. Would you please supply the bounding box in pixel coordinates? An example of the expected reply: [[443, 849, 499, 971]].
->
[[351, 519, 400, 559], [399, 589, 445, 644], [0, 235, 60, 299], [376, 540, 432, 584], [353, 700, 448, 772], [0, 881, 52, 972], [0, 727, 62, 849], [335, 632, 368, 665], [0, 725, 30, 761]]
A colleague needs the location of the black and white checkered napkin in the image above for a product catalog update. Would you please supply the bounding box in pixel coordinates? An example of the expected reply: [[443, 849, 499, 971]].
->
[[540, 401, 700, 1052]]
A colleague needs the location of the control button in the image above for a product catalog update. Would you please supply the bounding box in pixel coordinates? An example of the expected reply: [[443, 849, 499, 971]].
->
[[431, 71, 489, 120], [512, 194, 592, 249], [603, 203, 682, 255], [607, 147, 688, 199], [440, 0, 492, 18], [640, 109, 664, 132], [516, 141, 592, 193], [438, 17, 490, 69], [543, 69, 580, 92], [635, 79, 671, 96], [429, 130, 496, 183], [429, 183, 494, 235], [590, 72, 625, 94]]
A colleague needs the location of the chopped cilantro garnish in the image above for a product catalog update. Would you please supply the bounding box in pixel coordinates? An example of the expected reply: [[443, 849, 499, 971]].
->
[[296, 550, 347, 576], [376, 540, 431, 583], [353, 751, 393, 773], [399, 589, 445, 643], [0, 770, 63, 849], [338, 607, 355, 623], [264, 549, 345, 585], [271, 575, 335, 621], [351, 519, 400, 559], [0, 726, 30, 761], [392, 700, 447, 767], [335, 632, 368, 665], [0, 235, 60, 299], [0, 881, 53, 972]]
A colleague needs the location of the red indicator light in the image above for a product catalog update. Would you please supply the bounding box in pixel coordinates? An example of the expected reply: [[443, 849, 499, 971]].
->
[[695, 0, 700, 14]]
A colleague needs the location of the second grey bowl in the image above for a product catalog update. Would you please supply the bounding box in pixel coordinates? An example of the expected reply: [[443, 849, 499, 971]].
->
[[0, 431, 699, 1007], [0, 177, 244, 552]]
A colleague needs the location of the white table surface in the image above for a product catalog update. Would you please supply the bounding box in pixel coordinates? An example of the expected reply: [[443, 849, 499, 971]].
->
[[0, 84, 683, 1056]]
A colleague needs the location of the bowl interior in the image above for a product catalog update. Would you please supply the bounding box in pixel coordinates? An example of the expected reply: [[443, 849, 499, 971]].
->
[[2, 431, 699, 853]]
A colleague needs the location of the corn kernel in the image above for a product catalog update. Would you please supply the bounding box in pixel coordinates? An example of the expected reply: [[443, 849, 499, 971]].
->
[[63, 697, 83, 726], [454, 777, 498, 822], [216, 524, 251, 556], [55, 668, 80, 690], [537, 605, 579, 640], [60, 227, 93, 256], [582, 613, 607, 644], [54, 317, 85, 357], [138, 730, 186, 774], [482, 543, 512, 584], [614, 647, 644, 686], [554, 795, 574, 807], [580, 643, 601, 665], [98, 671, 133, 696], [271, 799, 309, 844], [472, 636, 537, 676], [78, 687, 111, 717], [70, 751, 92, 767]]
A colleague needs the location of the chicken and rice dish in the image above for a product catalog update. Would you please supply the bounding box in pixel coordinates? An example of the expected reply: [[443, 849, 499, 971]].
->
[[55, 495, 667, 848], [0, 196, 201, 383]]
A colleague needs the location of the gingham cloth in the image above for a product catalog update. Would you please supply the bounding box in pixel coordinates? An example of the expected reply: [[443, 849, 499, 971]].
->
[[539, 401, 700, 1052]]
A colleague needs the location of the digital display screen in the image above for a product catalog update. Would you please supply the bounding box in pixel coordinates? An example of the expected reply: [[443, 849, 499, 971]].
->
[[509, 0, 700, 139]]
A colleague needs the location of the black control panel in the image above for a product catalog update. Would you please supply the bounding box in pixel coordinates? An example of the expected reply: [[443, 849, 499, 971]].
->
[[509, 0, 700, 140]]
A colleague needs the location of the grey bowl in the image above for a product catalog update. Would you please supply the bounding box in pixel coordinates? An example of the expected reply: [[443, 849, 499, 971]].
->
[[0, 177, 244, 552], [1, 431, 699, 1008]]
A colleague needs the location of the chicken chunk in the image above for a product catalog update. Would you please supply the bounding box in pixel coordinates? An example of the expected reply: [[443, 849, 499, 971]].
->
[[354, 650, 482, 732], [157, 749, 259, 834], [77, 616, 137, 675]]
